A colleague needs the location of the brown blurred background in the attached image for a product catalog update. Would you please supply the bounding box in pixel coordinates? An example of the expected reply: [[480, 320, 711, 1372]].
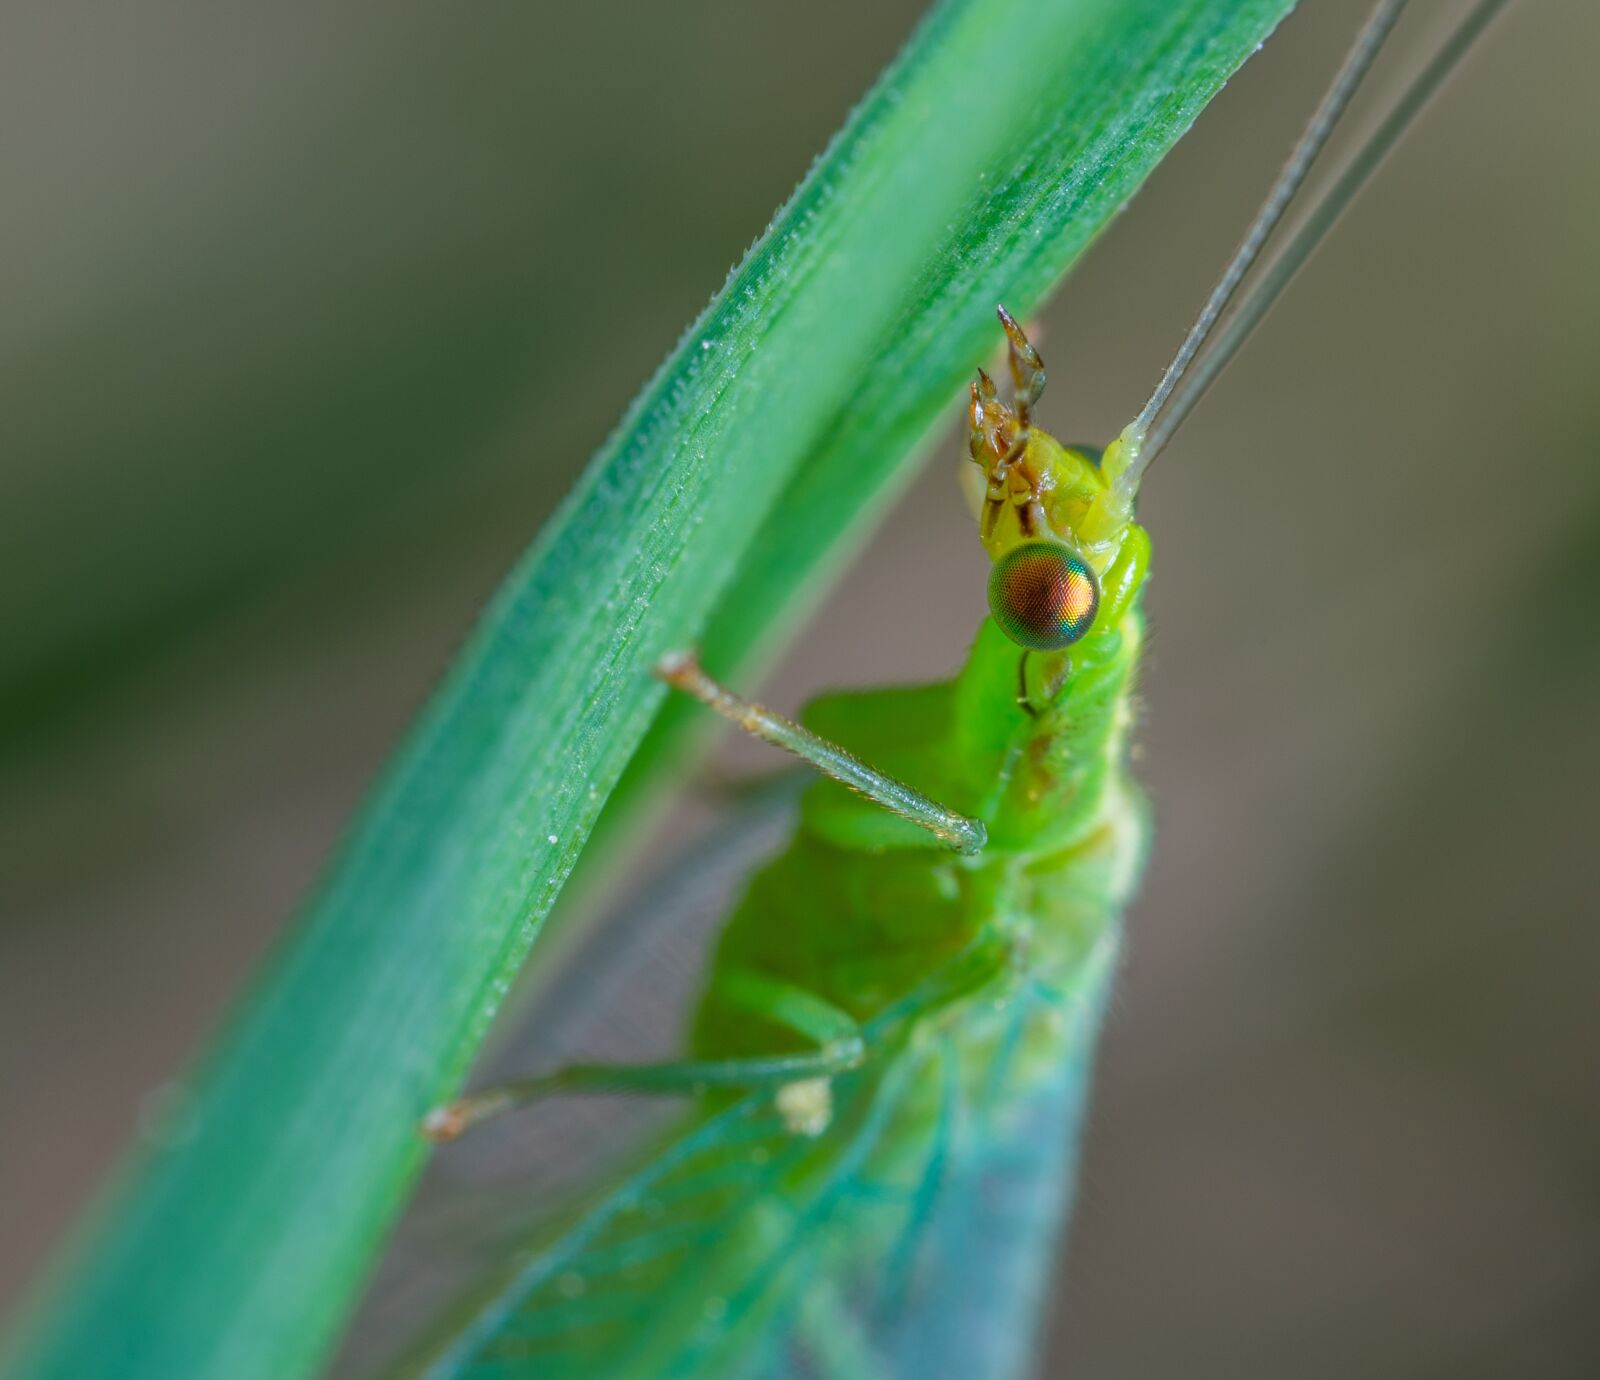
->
[[2, 2, 1596, 1375]]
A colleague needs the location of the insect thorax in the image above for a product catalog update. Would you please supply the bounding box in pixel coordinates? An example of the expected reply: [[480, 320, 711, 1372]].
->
[[693, 587, 1147, 1056]]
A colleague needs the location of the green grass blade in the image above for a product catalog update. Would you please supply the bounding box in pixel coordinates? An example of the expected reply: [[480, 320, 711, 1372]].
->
[[3, 2, 1292, 1377]]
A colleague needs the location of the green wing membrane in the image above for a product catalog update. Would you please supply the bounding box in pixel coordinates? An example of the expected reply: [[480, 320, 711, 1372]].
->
[[392, 937, 1115, 1380]]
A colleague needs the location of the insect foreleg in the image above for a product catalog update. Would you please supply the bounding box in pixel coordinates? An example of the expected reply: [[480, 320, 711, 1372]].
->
[[655, 651, 985, 855]]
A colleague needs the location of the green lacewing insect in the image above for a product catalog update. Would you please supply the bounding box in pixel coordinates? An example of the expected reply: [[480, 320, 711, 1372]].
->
[[376, 3, 1510, 1375]]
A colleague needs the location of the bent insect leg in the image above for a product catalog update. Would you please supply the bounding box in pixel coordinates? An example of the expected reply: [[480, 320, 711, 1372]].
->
[[655, 651, 985, 855], [422, 1047, 865, 1142], [423, 973, 866, 1143], [424, 935, 1018, 1144]]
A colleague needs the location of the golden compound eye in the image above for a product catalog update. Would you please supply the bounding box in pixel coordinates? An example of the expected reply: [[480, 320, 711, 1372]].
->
[[988, 542, 1100, 650]]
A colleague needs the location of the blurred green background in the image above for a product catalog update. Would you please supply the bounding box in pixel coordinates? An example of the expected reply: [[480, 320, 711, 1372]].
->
[[2, 2, 1596, 1375]]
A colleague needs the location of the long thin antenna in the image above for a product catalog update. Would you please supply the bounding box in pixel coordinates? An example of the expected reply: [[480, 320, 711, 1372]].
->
[[1126, 0, 1512, 486], [1132, 0, 1408, 444]]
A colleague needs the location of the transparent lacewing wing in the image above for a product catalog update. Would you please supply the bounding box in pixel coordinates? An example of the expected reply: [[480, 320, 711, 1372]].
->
[[334, 783, 804, 1377], [405, 970, 1115, 1380]]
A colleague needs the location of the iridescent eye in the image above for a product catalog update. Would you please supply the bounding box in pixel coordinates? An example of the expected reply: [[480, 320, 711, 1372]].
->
[[988, 542, 1100, 650]]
